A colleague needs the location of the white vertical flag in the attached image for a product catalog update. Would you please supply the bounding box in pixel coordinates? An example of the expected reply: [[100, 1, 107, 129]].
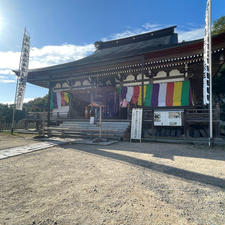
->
[[203, 0, 210, 105], [203, 0, 213, 144], [15, 30, 30, 110]]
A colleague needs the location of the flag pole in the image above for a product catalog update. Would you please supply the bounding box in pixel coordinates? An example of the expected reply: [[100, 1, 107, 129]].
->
[[11, 75, 19, 134], [209, 0, 213, 147]]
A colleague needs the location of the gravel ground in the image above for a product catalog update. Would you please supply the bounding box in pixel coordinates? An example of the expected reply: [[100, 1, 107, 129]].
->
[[0, 137, 224, 225], [0, 132, 37, 150]]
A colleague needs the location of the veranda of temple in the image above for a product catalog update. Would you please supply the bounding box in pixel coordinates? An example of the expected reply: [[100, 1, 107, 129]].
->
[[20, 26, 225, 139]]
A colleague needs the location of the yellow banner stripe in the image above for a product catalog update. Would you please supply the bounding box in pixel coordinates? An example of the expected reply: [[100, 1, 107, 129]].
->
[[173, 82, 182, 106]]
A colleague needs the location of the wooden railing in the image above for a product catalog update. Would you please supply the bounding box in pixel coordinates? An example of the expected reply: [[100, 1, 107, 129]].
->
[[26, 112, 68, 122], [141, 108, 220, 123], [184, 109, 220, 123], [26, 108, 221, 124]]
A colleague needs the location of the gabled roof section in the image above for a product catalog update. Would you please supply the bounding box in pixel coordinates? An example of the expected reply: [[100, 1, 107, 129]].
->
[[28, 26, 178, 73]]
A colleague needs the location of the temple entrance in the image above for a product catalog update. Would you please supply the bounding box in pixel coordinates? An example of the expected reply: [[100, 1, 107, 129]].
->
[[69, 87, 120, 119], [93, 87, 119, 119], [69, 90, 90, 119]]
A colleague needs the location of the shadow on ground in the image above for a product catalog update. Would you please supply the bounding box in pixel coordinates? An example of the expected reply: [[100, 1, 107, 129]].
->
[[62, 142, 225, 189]]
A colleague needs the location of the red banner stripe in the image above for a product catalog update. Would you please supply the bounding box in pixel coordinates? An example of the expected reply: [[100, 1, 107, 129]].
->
[[166, 82, 174, 106]]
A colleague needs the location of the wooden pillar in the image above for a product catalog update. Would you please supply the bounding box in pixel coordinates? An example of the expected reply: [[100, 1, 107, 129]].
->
[[47, 81, 52, 127], [90, 78, 94, 119], [141, 58, 144, 107], [90, 81, 94, 103], [183, 110, 187, 138], [141, 57, 145, 108], [216, 102, 220, 137]]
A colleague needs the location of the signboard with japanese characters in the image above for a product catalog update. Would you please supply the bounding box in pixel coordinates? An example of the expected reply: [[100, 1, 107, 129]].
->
[[130, 108, 143, 141], [154, 110, 183, 127]]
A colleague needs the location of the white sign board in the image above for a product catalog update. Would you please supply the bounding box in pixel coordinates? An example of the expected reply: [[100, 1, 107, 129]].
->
[[15, 31, 30, 110], [154, 111, 183, 127], [90, 116, 95, 124], [130, 108, 143, 141]]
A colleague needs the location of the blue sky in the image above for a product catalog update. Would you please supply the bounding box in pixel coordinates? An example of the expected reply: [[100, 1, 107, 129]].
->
[[0, 0, 224, 104]]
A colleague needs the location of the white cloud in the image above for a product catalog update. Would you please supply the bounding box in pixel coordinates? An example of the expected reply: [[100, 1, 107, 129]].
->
[[0, 79, 16, 83], [1, 101, 14, 105], [29, 44, 95, 69], [0, 73, 16, 83], [0, 43, 95, 79], [0, 51, 20, 72], [142, 23, 169, 31], [1, 98, 36, 105], [101, 23, 170, 41], [0, 69, 15, 75], [177, 28, 204, 42], [23, 97, 35, 103], [110, 30, 143, 40]]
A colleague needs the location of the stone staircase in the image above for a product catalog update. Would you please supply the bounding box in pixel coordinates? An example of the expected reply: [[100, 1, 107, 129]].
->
[[47, 120, 130, 140]]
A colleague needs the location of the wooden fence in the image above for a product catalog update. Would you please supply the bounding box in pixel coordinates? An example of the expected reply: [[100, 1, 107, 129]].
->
[[0, 120, 36, 131]]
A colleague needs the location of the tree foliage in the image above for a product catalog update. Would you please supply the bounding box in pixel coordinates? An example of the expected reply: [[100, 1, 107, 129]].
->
[[23, 95, 48, 112], [212, 16, 225, 35], [0, 95, 48, 123]]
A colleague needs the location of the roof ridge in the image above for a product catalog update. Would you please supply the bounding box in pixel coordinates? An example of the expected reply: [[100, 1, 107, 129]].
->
[[95, 26, 177, 50]]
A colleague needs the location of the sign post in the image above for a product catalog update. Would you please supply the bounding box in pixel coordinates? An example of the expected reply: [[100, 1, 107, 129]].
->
[[130, 108, 143, 142], [11, 28, 30, 134]]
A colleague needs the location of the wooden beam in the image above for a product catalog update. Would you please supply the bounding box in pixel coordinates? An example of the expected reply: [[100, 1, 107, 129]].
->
[[47, 79, 52, 127]]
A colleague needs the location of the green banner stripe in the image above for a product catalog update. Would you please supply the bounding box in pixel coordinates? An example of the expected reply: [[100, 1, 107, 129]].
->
[[144, 84, 153, 106], [181, 80, 190, 106]]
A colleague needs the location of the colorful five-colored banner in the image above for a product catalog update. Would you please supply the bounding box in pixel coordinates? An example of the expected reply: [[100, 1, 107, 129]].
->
[[117, 81, 192, 107], [50, 92, 72, 109]]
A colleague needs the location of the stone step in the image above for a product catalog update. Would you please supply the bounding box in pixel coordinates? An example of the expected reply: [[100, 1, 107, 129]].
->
[[59, 126, 128, 130], [48, 120, 130, 139], [60, 124, 129, 127], [61, 123, 129, 127]]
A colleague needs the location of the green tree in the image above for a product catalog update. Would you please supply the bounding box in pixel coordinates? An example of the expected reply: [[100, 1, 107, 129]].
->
[[23, 95, 48, 112], [212, 16, 225, 35], [0, 95, 49, 124]]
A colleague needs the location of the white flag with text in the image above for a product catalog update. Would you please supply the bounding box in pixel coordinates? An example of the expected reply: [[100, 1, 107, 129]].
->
[[203, 0, 210, 105], [15, 31, 30, 110]]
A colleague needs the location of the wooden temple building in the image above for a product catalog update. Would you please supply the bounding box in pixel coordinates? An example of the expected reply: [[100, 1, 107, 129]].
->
[[22, 26, 225, 139]]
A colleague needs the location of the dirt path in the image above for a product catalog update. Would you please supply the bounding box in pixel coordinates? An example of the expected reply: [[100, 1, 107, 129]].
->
[[0, 141, 224, 225]]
